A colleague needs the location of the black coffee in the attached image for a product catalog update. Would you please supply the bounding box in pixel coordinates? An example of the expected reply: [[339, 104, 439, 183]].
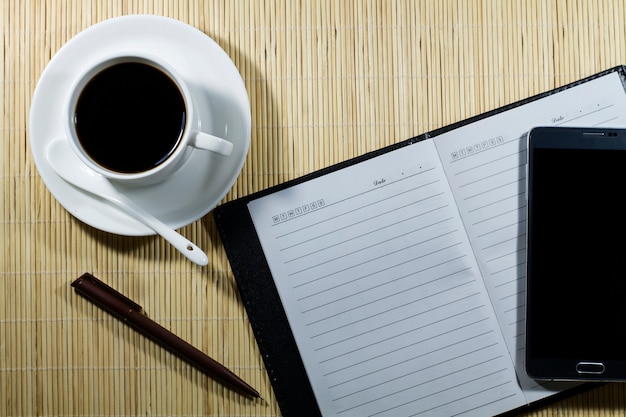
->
[[74, 62, 186, 173]]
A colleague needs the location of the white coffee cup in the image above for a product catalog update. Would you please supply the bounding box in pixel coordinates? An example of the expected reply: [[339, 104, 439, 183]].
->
[[64, 53, 233, 185]]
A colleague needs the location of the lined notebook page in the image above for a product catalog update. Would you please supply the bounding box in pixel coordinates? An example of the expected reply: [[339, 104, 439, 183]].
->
[[433, 71, 626, 401], [248, 140, 526, 417]]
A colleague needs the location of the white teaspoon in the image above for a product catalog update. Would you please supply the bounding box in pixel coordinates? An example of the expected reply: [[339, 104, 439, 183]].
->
[[46, 139, 209, 266]]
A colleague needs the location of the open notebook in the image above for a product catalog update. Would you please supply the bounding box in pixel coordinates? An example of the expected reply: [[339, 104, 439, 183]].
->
[[214, 67, 626, 416]]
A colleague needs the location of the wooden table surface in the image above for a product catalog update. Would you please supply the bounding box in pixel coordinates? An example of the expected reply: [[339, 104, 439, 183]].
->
[[3, 1, 626, 416]]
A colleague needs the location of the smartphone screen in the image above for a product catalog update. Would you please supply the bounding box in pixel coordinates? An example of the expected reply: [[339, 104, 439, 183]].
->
[[526, 126, 626, 380]]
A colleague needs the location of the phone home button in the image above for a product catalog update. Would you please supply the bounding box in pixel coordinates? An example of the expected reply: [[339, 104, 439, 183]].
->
[[576, 361, 605, 375]]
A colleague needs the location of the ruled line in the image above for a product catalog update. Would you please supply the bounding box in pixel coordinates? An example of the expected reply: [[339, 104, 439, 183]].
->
[[314, 305, 486, 353], [274, 169, 439, 236]]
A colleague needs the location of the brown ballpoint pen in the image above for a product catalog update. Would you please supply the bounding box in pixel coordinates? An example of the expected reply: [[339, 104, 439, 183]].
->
[[71, 273, 260, 398]]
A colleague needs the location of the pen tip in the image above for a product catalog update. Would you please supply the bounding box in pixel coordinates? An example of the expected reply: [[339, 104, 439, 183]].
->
[[246, 384, 261, 399]]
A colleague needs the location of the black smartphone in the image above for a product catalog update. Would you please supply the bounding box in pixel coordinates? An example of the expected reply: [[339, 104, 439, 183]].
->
[[526, 126, 626, 380]]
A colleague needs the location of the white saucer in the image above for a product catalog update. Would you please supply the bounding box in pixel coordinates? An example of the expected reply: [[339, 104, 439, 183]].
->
[[29, 15, 251, 236]]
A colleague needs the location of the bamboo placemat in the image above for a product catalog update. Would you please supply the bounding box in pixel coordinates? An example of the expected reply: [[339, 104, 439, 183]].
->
[[3, 0, 626, 416]]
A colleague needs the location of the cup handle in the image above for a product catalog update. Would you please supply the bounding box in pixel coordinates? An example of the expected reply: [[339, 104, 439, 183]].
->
[[189, 131, 234, 156]]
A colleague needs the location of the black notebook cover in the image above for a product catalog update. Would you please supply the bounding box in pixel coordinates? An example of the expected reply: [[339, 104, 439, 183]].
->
[[213, 66, 626, 417]]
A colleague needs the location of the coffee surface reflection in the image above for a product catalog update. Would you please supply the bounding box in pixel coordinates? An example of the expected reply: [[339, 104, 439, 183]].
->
[[74, 62, 186, 173]]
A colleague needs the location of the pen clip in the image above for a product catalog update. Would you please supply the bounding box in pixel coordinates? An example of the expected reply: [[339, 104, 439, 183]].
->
[[72, 273, 143, 318]]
